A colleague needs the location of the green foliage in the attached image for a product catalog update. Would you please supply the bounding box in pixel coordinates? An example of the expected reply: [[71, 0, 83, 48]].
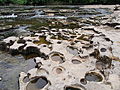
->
[[0, 0, 7, 4], [10, 0, 27, 4], [0, 0, 120, 5], [16, 0, 27, 4]]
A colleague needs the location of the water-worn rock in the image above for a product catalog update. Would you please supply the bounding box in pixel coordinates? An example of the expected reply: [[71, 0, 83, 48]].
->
[[17, 27, 119, 90], [0, 6, 120, 90]]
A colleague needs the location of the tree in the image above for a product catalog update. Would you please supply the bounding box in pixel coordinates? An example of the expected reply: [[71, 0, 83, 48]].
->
[[10, 0, 27, 4], [0, 0, 7, 4]]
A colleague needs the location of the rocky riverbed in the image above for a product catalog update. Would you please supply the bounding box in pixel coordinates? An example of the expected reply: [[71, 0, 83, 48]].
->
[[0, 5, 120, 90]]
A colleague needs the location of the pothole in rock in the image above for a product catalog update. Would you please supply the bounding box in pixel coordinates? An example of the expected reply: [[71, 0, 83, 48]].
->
[[65, 84, 86, 90], [100, 48, 107, 52], [26, 76, 48, 90], [50, 35, 68, 40], [56, 68, 63, 74], [51, 53, 65, 63], [80, 78, 87, 85], [53, 66, 65, 74], [66, 46, 78, 55], [72, 59, 81, 64], [85, 72, 103, 82], [57, 41, 62, 44]]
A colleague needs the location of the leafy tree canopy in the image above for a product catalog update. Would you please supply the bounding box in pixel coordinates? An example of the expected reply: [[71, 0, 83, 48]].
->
[[0, 0, 120, 5]]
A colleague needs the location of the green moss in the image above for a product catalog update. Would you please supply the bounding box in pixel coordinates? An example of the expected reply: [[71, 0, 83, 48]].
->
[[85, 72, 103, 82], [33, 36, 51, 45]]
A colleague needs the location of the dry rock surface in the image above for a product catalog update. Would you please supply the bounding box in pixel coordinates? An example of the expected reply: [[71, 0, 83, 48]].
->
[[0, 5, 120, 90]]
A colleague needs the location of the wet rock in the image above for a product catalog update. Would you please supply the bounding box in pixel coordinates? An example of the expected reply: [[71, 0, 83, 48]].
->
[[22, 46, 40, 56], [80, 78, 87, 85], [9, 41, 25, 55], [0, 41, 7, 51], [9, 49, 19, 56], [0, 35, 5, 40], [0, 6, 120, 90], [96, 55, 112, 70], [0, 25, 13, 32]]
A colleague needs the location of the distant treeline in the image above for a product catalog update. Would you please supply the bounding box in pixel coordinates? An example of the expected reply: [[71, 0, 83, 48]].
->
[[0, 0, 120, 5]]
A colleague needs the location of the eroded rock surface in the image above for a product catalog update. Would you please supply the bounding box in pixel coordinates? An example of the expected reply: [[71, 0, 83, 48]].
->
[[0, 5, 120, 90]]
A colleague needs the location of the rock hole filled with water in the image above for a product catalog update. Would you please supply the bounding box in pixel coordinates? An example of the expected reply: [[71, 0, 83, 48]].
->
[[72, 59, 81, 64], [26, 76, 48, 90], [85, 72, 103, 82], [51, 53, 65, 63], [80, 78, 87, 85], [100, 48, 107, 52]]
